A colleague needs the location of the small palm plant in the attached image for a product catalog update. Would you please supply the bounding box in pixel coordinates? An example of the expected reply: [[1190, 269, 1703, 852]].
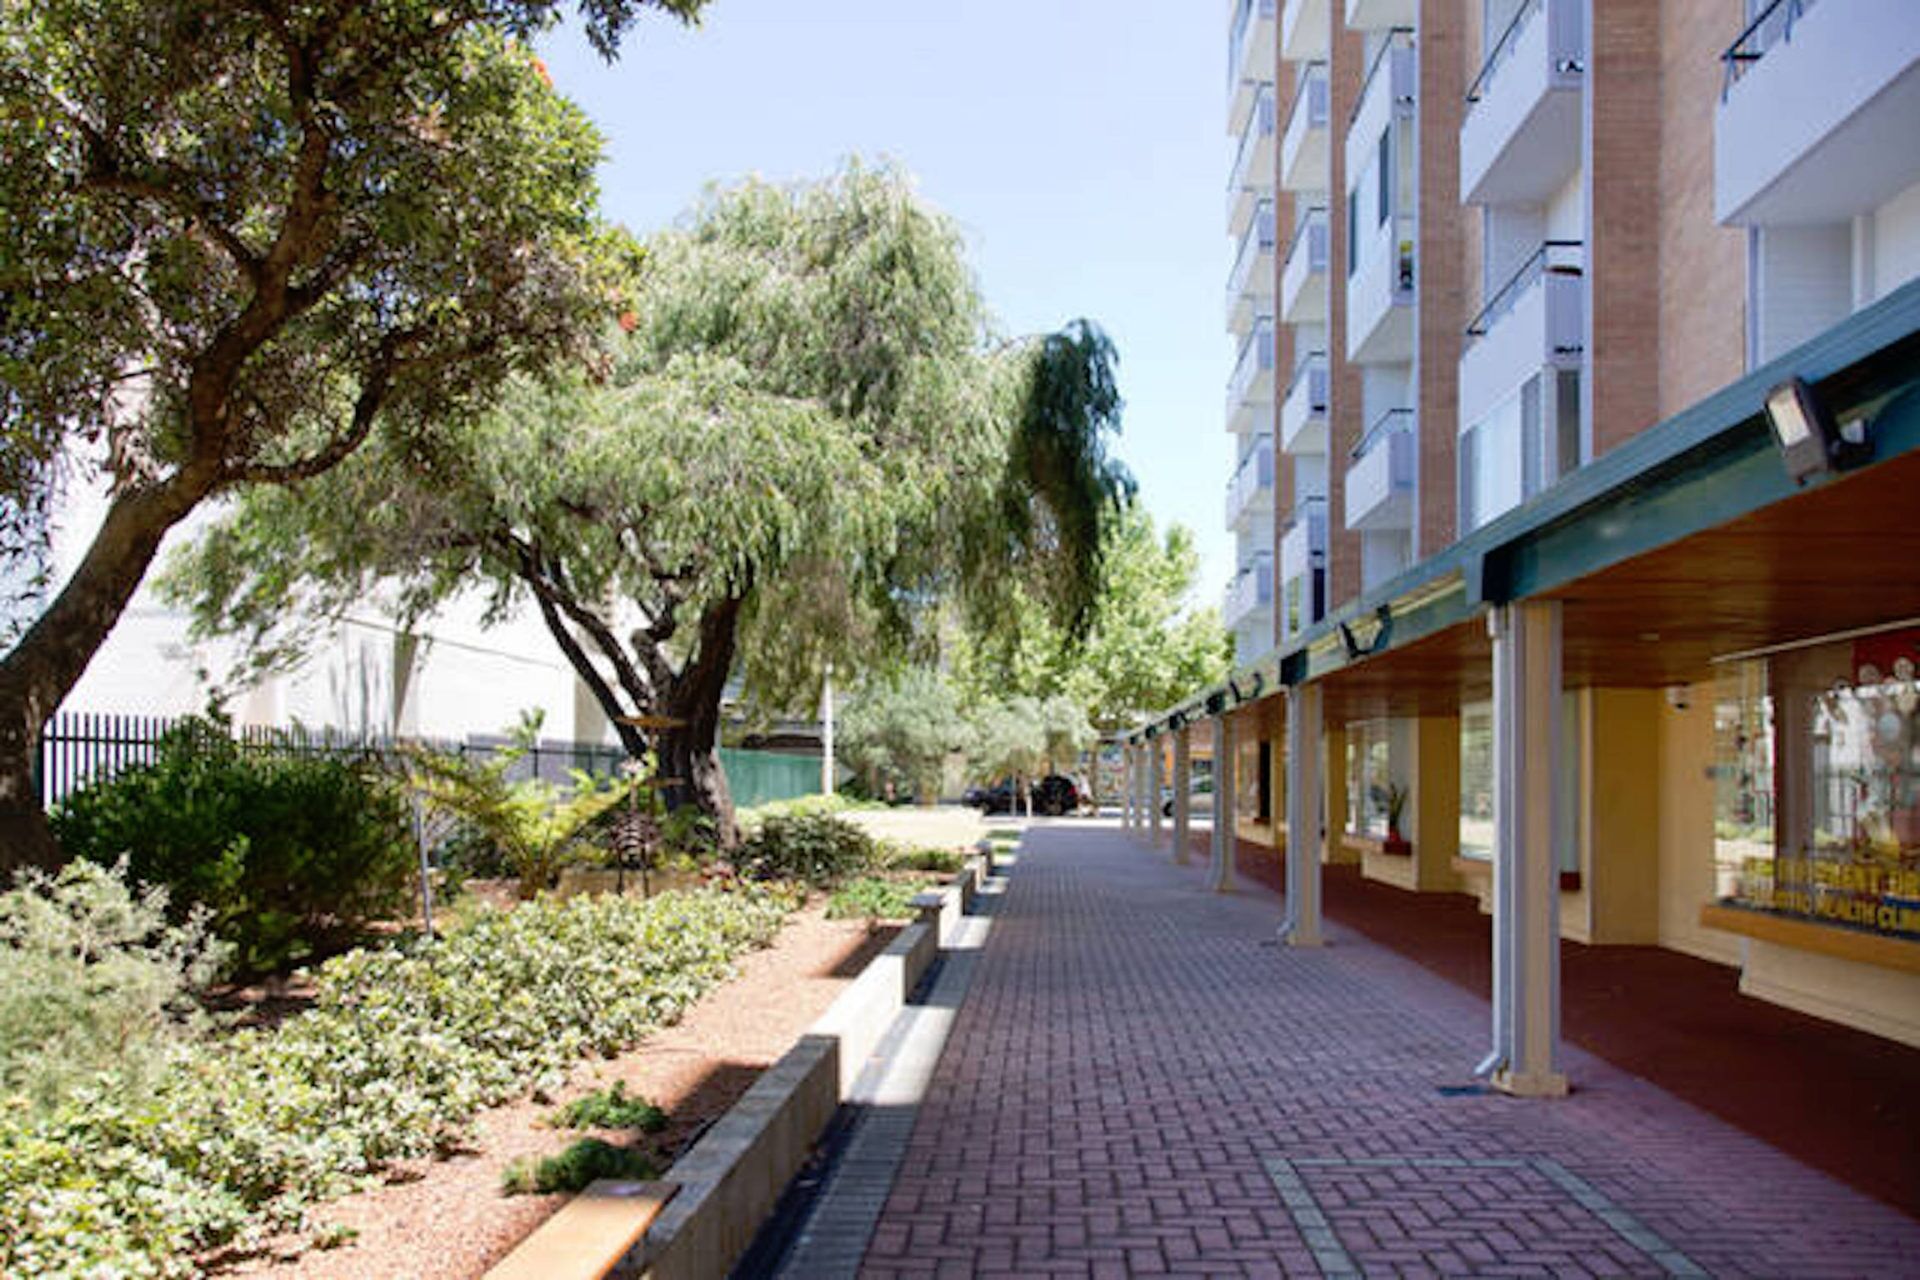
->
[[407, 712, 640, 899]]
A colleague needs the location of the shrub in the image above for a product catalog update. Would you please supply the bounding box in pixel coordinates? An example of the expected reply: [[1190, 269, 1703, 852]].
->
[[0, 861, 229, 1116], [0, 885, 791, 1277], [736, 811, 875, 887], [50, 717, 417, 975], [547, 1081, 667, 1133], [501, 1138, 659, 1195], [824, 876, 921, 922], [880, 842, 965, 874]]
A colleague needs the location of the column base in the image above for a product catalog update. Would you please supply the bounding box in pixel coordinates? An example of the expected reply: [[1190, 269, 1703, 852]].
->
[[1490, 1067, 1569, 1098]]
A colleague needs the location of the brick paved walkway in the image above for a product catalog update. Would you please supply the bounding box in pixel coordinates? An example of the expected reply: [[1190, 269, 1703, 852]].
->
[[857, 820, 1920, 1278]]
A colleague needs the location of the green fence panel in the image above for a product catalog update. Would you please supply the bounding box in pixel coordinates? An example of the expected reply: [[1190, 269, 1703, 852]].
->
[[719, 747, 820, 810]]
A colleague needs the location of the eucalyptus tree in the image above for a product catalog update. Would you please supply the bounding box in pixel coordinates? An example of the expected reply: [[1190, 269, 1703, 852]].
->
[[0, 0, 705, 869], [170, 165, 1134, 846]]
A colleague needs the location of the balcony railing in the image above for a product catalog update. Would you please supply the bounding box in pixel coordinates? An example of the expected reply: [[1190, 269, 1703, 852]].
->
[[1351, 406, 1413, 461], [1467, 0, 1579, 114], [1229, 0, 1278, 93], [1281, 493, 1327, 549], [1350, 28, 1414, 127], [1282, 205, 1326, 274], [1226, 552, 1276, 623], [1284, 61, 1330, 141], [1227, 316, 1277, 419], [1225, 434, 1276, 528], [1229, 83, 1278, 198], [1280, 62, 1331, 193], [1721, 0, 1813, 100], [1466, 240, 1583, 345], [1283, 349, 1326, 409], [1227, 200, 1277, 321]]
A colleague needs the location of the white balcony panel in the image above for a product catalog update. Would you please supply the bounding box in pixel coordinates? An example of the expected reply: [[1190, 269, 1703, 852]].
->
[[1345, 214, 1414, 365], [1717, 0, 1920, 226], [1226, 318, 1277, 435], [1345, 0, 1414, 31], [1279, 355, 1328, 454], [1225, 435, 1276, 534], [1228, 85, 1279, 238], [1459, 258, 1583, 430], [1282, 0, 1329, 62], [1280, 68, 1330, 194], [1278, 497, 1327, 590], [1229, 0, 1279, 136], [1344, 412, 1415, 532], [1280, 209, 1329, 324], [1461, 0, 1585, 207], [1224, 553, 1276, 632], [1345, 44, 1413, 182], [1227, 202, 1277, 335]]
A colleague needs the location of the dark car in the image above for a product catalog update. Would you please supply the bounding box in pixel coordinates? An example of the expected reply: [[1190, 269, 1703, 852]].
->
[[969, 774, 1080, 817]]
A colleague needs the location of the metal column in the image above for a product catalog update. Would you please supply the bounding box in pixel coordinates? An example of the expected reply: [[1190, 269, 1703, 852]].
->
[[1207, 714, 1237, 892], [1281, 683, 1324, 947], [1171, 727, 1192, 866]]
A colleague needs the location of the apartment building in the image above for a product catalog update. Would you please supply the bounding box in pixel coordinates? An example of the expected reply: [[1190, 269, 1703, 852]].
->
[[1163, 0, 1920, 1090]]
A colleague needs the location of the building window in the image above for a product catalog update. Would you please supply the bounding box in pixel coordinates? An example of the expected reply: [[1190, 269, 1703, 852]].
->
[[1377, 128, 1391, 227], [1458, 694, 1581, 874], [1347, 188, 1360, 279], [1716, 633, 1920, 941], [1346, 719, 1393, 839]]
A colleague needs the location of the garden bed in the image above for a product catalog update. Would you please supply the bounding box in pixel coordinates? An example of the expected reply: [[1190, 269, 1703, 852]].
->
[[215, 901, 896, 1278]]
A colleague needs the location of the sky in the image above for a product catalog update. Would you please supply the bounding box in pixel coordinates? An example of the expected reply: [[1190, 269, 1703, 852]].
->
[[537, 0, 1237, 606]]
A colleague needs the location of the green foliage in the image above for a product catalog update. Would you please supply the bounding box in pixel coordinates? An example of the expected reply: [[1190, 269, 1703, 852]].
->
[[0, 884, 789, 1277], [879, 843, 966, 874], [955, 506, 1233, 732], [0, 861, 229, 1117], [406, 713, 637, 900], [735, 811, 876, 887], [824, 876, 922, 923], [546, 1080, 667, 1133], [501, 1138, 659, 1195], [49, 718, 416, 975], [839, 668, 963, 802]]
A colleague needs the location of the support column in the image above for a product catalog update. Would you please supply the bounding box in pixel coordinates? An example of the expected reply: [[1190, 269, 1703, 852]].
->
[[1207, 714, 1238, 892], [1281, 683, 1324, 946], [1171, 727, 1192, 866], [1121, 745, 1136, 830], [1480, 601, 1568, 1098], [1148, 736, 1164, 846]]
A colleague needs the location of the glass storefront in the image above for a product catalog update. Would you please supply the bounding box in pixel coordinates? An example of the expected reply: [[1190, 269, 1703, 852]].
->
[[1714, 629, 1920, 941]]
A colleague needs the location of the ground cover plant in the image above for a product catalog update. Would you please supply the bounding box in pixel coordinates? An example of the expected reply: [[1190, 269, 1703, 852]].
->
[[0, 869, 793, 1277], [824, 876, 924, 923], [545, 1080, 668, 1133], [501, 1138, 660, 1195], [735, 809, 877, 886]]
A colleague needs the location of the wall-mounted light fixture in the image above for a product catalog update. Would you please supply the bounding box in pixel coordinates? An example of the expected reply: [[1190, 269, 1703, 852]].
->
[[1765, 376, 1870, 486]]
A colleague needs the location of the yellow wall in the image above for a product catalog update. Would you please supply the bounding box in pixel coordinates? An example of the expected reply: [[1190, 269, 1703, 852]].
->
[[1741, 941, 1920, 1049], [1655, 692, 1742, 965], [1585, 688, 1663, 944]]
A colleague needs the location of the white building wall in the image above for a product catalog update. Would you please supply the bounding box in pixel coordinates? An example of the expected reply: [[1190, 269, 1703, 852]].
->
[[1872, 175, 1920, 301]]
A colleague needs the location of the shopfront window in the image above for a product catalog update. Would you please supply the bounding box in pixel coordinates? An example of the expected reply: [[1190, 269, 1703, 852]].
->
[[1715, 632, 1920, 941], [1347, 719, 1392, 838], [1457, 694, 1581, 874]]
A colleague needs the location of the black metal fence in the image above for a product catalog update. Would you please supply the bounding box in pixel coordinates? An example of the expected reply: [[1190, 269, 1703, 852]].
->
[[35, 711, 628, 809]]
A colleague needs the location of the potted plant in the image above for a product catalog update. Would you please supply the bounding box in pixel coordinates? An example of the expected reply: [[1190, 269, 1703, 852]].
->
[[1372, 779, 1411, 855]]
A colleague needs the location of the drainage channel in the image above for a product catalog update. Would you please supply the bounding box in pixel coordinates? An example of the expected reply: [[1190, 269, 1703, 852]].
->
[[733, 868, 1007, 1279]]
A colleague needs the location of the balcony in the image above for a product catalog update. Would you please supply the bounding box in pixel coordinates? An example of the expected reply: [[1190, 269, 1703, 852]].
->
[[1461, 0, 1585, 207], [1280, 206, 1329, 324], [1279, 350, 1328, 454], [1344, 408, 1415, 532], [1459, 241, 1583, 432], [1224, 551, 1275, 632], [1280, 63, 1330, 194], [1226, 316, 1276, 436], [1227, 201, 1277, 335], [1716, 0, 1920, 225], [1229, 0, 1279, 136], [1344, 34, 1415, 365], [1345, 0, 1414, 32], [1225, 434, 1276, 533], [1282, 0, 1328, 62], [1278, 496, 1328, 638], [1228, 83, 1279, 238]]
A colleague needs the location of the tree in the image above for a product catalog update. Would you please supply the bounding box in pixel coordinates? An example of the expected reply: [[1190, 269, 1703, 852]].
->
[[955, 505, 1233, 732], [169, 164, 1134, 847], [838, 669, 962, 804], [969, 697, 1047, 818], [0, 0, 706, 869]]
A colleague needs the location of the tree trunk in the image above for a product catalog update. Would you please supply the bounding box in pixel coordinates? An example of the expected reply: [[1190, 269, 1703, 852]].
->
[[657, 596, 744, 849], [0, 476, 211, 873]]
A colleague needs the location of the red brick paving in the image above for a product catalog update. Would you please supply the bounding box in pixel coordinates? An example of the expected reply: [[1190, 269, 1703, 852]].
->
[[1221, 835, 1920, 1219], [859, 821, 1920, 1277]]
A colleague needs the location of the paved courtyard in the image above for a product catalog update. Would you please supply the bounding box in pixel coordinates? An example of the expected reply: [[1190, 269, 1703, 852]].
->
[[853, 820, 1920, 1278]]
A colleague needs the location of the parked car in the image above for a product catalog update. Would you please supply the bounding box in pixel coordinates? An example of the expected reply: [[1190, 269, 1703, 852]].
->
[[1161, 775, 1214, 818], [969, 774, 1081, 817]]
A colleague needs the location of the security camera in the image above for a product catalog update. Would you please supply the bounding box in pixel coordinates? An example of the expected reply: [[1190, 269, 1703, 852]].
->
[[1665, 684, 1691, 712]]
